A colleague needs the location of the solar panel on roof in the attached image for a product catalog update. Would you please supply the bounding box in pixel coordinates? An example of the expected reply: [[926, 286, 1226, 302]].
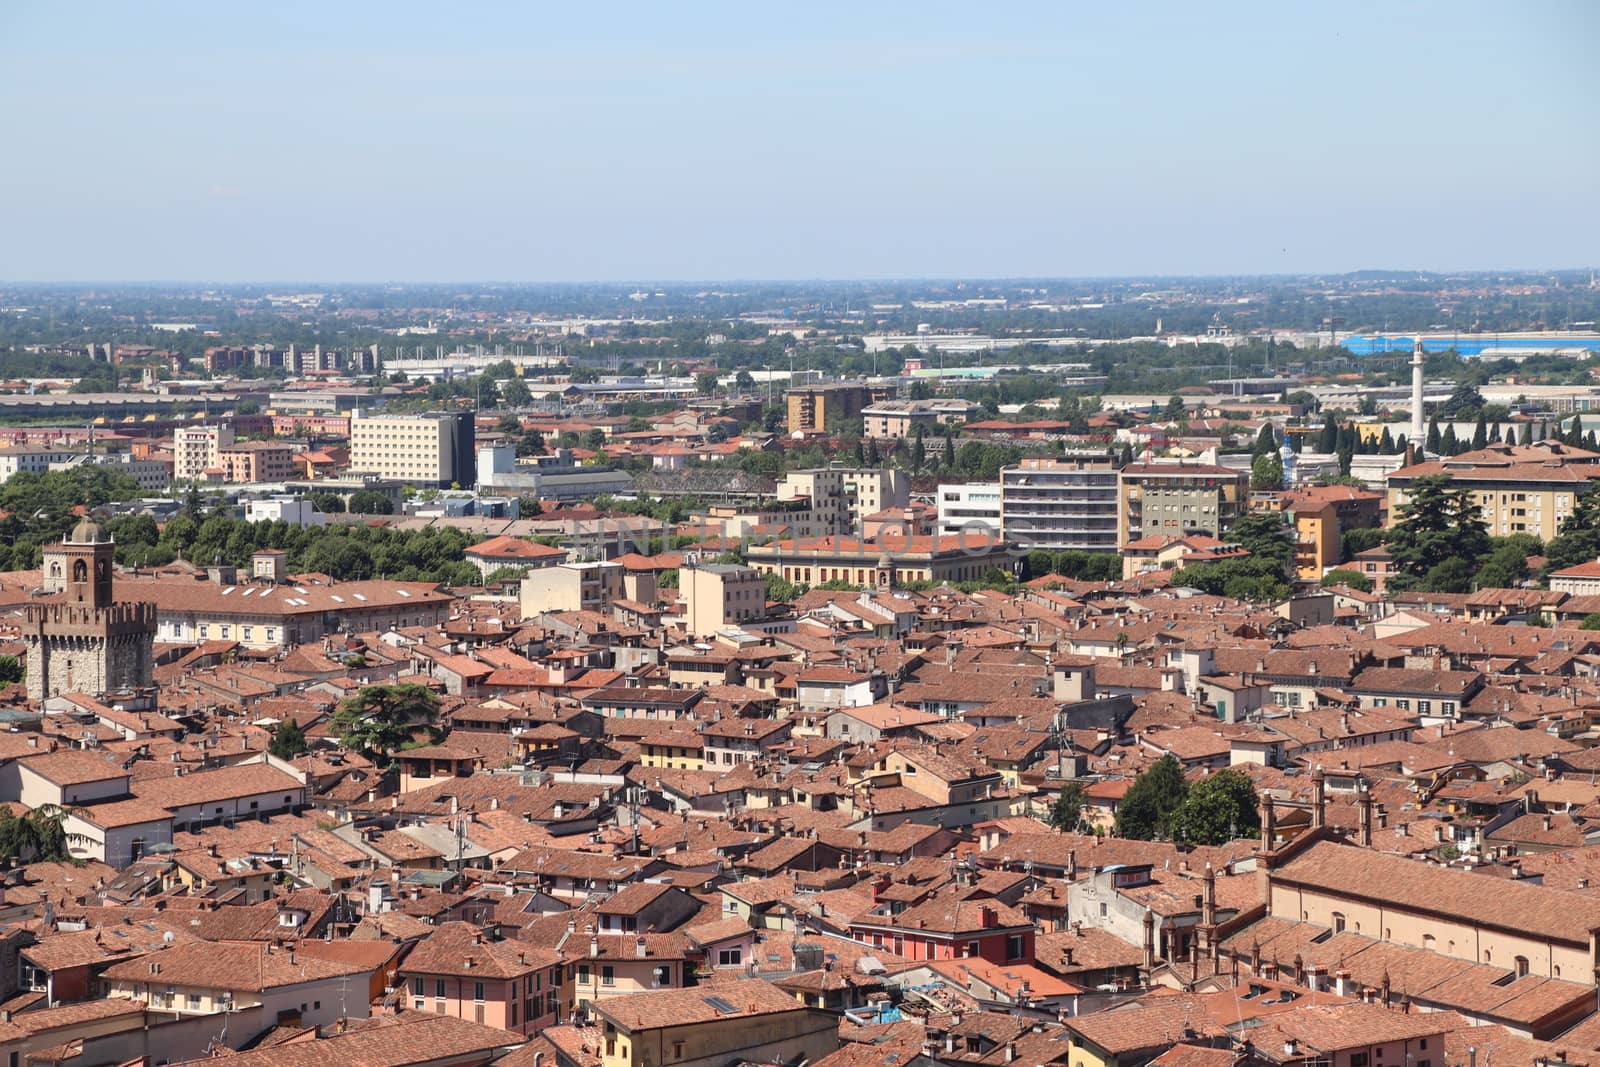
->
[[703, 996, 739, 1015]]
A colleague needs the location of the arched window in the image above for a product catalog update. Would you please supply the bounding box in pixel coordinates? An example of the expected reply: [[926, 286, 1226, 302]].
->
[[49, 562, 61, 580], [1423, 934, 1436, 951], [72, 559, 88, 583]]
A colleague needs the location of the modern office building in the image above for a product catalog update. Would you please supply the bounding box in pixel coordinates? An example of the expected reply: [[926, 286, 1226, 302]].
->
[[349, 411, 475, 488], [999, 455, 1120, 552], [1117, 462, 1249, 545]]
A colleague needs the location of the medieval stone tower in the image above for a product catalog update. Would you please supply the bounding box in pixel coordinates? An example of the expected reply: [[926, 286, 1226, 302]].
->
[[23, 518, 156, 701]]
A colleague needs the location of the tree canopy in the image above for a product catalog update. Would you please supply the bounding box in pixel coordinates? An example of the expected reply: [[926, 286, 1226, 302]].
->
[[1048, 782, 1088, 834], [1385, 475, 1490, 592], [331, 684, 442, 765], [1115, 755, 1188, 840], [1170, 769, 1259, 846]]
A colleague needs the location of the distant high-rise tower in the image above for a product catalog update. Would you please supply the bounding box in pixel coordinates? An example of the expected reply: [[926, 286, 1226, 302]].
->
[[23, 519, 155, 700], [1410, 337, 1427, 451]]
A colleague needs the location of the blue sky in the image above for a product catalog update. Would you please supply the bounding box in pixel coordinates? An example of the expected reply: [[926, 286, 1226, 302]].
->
[[1, 2, 1595, 282]]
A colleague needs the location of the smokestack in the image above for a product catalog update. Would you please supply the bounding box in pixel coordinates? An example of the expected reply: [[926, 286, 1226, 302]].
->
[[1411, 336, 1426, 449]]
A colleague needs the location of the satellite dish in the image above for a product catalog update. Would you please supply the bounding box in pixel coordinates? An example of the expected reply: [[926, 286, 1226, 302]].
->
[[163, 931, 174, 944]]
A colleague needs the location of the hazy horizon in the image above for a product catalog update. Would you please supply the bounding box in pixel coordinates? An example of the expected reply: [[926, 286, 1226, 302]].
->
[[2, 266, 1598, 289], [3, 2, 1595, 283]]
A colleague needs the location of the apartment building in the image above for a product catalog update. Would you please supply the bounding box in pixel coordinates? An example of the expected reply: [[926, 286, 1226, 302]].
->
[[680, 562, 769, 638], [858, 398, 980, 439], [936, 482, 1002, 538], [218, 441, 297, 483], [0, 445, 81, 480], [348, 411, 475, 488], [1000, 455, 1120, 552], [1117, 461, 1248, 545], [1385, 441, 1600, 541], [173, 424, 235, 481], [785, 384, 885, 436], [744, 532, 1016, 588], [1277, 483, 1384, 580], [778, 466, 909, 534], [593, 982, 837, 1067]]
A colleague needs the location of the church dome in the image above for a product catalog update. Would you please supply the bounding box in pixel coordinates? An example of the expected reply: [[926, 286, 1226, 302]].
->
[[67, 517, 108, 544]]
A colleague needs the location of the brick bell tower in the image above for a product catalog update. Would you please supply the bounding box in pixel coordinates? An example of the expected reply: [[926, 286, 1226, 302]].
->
[[24, 517, 155, 701]]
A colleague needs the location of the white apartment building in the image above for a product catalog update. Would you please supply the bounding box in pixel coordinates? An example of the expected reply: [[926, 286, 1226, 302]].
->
[[348, 412, 473, 488], [243, 497, 328, 527], [1000, 455, 1120, 553], [173, 425, 235, 481], [0, 446, 82, 480], [936, 482, 1002, 538]]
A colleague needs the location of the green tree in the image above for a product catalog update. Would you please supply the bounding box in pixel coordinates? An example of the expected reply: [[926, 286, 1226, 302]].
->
[[268, 718, 308, 760], [1320, 568, 1372, 592], [1170, 769, 1259, 845], [1385, 475, 1490, 590], [1425, 419, 1441, 454], [0, 655, 21, 686], [1115, 755, 1188, 841], [695, 371, 720, 396], [308, 492, 345, 514], [1164, 396, 1186, 421], [301, 537, 375, 580], [1439, 383, 1484, 419], [1048, 782, 1088, 833], [1250, 452, 1284, 490], [1340, 526, 1386, 562], [1316, 419, 1339, 454], [1470, 413, 1487, 451], [1474, 538, 1535, 590], [0, 804, 72, 864], [500, 376, 532, 407], [1229, 512, 1294, 574], [347, 489, 394, 515], [763, 572, 803, 603], [1253, 422, 1277, 455], [1544, 483, 1600, 573], [332, 684, 442, 765], [1580, 613, 1600, 631]]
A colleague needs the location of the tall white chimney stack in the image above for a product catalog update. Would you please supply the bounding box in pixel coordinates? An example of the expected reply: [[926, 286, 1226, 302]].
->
[[1410, 337, 1426, 451]]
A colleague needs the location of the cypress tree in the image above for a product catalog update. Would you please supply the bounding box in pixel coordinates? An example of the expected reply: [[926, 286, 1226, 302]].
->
[[1488, 422, 1502, 445], [1504, 424, 1518, 447], [1442, 425, 1459, 454], [1470, 414, 1487, 451], [1378, 427, 1395, 453], [1426, 419, 1442, 454], [1254, 422, 1277, 455], [1317, 419, 1339, 453]]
